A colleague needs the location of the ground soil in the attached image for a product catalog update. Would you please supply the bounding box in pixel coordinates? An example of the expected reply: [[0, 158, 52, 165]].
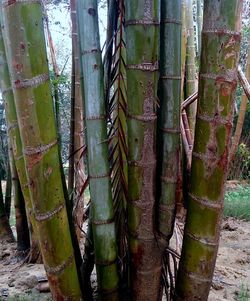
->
[[0, 217, 249, 300]]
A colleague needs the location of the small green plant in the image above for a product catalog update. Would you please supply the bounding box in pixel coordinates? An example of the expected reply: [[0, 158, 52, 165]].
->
[[234, 284, 250, 301], [224, 185, 250, 220]]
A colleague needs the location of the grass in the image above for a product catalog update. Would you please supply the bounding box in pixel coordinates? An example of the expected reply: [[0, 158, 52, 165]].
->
[[224, 185, 250, 220], [234, 284, 250, 301]]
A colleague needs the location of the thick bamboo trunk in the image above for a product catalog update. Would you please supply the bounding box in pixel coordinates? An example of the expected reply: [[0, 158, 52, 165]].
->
[[175, 1, 243, 300], [0, 6, 40, 261], [185, 0, 198, 139], [157, 0, 181, 241], [0, 180, 14, 242], [2, 2, 82, 299], [125, 1, 164, 300], [230, 42, 250, 160], [77, 1, 119, 299]]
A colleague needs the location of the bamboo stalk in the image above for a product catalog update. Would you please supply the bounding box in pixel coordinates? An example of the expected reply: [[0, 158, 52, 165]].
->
[[0, 5, 40, 262], [157, 0, 182, 242], [2, 2, 82, 299], [77, 1, 119, 299], [175, 1, 243, 299], [125, 1, 165, 300]]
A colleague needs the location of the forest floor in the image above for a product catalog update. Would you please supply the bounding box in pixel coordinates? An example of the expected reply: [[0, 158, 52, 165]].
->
[[0, 217, 249, 301], [0, 182, 249, 300]]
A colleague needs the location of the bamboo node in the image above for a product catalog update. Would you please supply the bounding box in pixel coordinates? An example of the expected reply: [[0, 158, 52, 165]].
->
[[85, 115, 106, 121], [127, 112, 157, 122], [196, 113, 232, 126], [13, 73, 49, 89], [161, 18, 182, 25], [81, 48, 101, 55], [185, 231, 219, 247], [24, 139, 58, 156], [160, 127, 181, 134], [192, 151, 218, 162], [158, 203, 175, 211], [91, 217, 114, 225], [34, 203, 65, 222], [89, 172, 110, 179], [127, 61, 159, 72], [45, 253, 74, 276], [160, 176, 178, 184], [95, 258, 116, 266], [125, 19, 159, 26], [200, 69, 238, 83], [188, 192, 222, 210], [160, 75, 182, 80], [180, 268, 212, 283], [202, 28, 241, 37]]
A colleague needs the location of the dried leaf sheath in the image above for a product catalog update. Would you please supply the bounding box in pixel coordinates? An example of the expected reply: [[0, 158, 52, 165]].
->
[[108, 0, 128, 287], [77, 0, 119, 299], [2, 2, 82, 299], [175, 1, 243, 300], [157, 0, 182, 240], [125, 1, 164, 300]]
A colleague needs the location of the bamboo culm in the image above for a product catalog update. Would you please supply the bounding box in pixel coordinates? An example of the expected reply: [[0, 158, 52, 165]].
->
[[175, 1, 243, 299]]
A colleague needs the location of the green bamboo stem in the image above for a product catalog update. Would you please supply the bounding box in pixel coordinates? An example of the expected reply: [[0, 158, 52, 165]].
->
[[2, 2, 82, 299], [185, 0, 198, 139], [0, 5, 40, 262], [157, 0, 182, 241], [77, 1, 119, 299], [125, 1, 165, 300], [0, 179, 14, 242], [175, 1, 243, 299]]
